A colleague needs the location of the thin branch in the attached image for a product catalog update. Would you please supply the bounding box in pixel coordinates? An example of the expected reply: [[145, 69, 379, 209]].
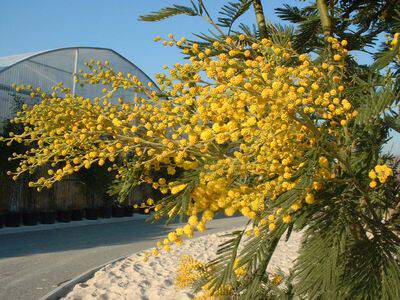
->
[[329, 0, 334, 31], [198, 0, 225, 36]]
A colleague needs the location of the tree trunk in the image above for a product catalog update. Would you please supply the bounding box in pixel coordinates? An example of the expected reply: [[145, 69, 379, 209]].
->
[[316, 0, 332, 36], [253, 0, 268, 38]]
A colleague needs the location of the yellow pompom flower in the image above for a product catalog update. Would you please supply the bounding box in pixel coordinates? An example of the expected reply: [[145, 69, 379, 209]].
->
[[188, 215, 199, 227], [3, 34, 363, 284], [170, 183, 187, 195], [369, 180, 377, 189]]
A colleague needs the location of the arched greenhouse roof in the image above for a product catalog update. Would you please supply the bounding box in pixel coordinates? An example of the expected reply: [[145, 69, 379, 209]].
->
[[0, 51, 43, 72], [0, 47, 159, 129]]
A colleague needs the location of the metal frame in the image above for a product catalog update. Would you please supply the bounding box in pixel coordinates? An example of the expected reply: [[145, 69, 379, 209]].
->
[[0, 46, 160, 91]]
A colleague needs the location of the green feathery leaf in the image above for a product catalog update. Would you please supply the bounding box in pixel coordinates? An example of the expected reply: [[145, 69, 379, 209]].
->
[[139, 2, 201, 22], [372, 42, 400, 70], [355, 77, 398, 125], [217, 0, 253, 33], [275, 4, 312, 23], [194, 228, 247, 294]]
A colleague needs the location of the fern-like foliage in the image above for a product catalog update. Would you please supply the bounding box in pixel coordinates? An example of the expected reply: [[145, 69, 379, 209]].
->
[[138, 1, 202, 22], [275, 1, 400, 54], [238, 23, 260, 39], [264, 23, 294, 48], [135, 1, 400, 299], [294, 201, 348, 298], [294, 169, 400, 299], [276, 4, 321, 53], [385, 114, 400, 133], [217, 0, 253, 33], [275, 4, 315, 23], [193, 229, 246, 293], [237, 225, 287, 299], [373, 42, 400, 71], [355, 77, 399, 125]]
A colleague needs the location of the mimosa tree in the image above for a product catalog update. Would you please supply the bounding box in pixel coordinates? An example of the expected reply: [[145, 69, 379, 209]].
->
[[2, 0, 400, 298]]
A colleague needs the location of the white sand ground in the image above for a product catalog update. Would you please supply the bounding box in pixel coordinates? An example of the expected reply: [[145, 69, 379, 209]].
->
[[63, 228, 302, 300]]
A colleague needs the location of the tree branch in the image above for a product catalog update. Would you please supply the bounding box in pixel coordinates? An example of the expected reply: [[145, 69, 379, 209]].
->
[[253, 0, 268, 38], [316, 0, 331, 36], [198, 0, 225, 36]]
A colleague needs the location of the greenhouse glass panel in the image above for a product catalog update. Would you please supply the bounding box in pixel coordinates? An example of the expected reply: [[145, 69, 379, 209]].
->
[[0, 47, 159, 131]]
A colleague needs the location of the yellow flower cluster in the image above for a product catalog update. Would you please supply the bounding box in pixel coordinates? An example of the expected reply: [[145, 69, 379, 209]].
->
[[175, 255, 232, 299], [175, 255, 206, 289], [369, 164, 393, 188], [385, 32, 400, 62], [175, 254, 282, 297], [233, 258, 248, 277], [387, 32, 400, 47], [4, 34, 356, 254]]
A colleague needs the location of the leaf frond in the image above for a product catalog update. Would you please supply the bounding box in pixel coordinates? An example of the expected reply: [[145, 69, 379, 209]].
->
[[139, 2, 200, 22], [217, 0, 253, 33]]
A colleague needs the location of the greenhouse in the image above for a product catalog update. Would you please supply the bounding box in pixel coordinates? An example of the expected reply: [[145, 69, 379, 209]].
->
[[0, 47, 158, 129], [0, 47, 159, 227]]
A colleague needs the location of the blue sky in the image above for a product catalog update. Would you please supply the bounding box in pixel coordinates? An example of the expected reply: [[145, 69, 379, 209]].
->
[[0, 0, 399, 154], [0, 0, 292, 76]]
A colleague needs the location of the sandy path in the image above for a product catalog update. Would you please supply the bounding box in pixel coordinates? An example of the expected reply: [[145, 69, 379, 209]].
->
[[0, 216, 246, 300], [64, 228, 302, 300]]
